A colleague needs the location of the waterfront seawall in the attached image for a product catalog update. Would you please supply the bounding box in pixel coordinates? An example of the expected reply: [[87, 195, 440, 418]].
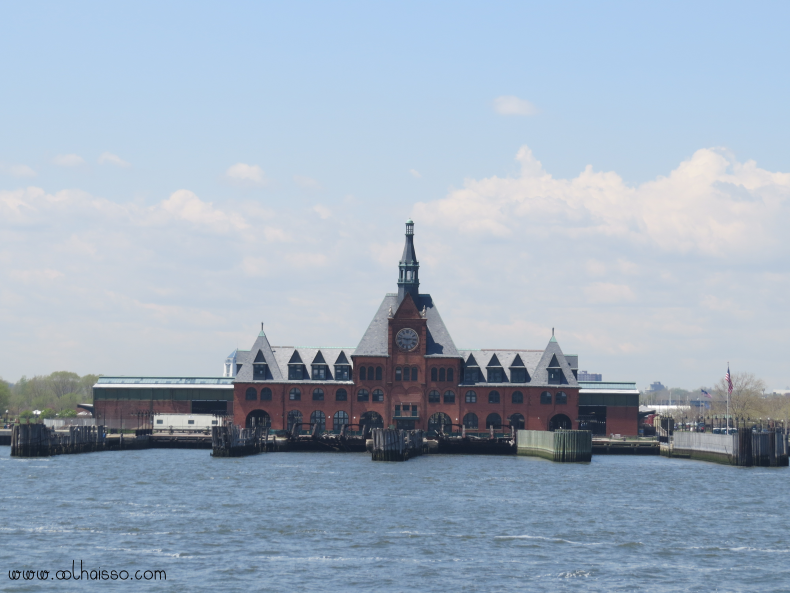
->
[[517, 430, 592, 462], [667, 431, 789, 466]]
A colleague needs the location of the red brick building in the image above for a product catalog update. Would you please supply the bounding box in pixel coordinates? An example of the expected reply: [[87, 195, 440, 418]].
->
[[232, 220, 603, 435]]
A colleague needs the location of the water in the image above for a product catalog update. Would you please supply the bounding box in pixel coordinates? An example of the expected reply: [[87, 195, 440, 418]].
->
[[2, 447, 789, 592]]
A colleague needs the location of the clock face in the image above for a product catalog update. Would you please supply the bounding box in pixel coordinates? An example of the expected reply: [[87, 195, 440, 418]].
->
[[396, 328, 419, 352]]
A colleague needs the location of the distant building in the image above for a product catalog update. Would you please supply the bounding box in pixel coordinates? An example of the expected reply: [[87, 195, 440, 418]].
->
[[647, 381, 666, 392], [223, 350, 238, 378], [578, 370, 602, 382]]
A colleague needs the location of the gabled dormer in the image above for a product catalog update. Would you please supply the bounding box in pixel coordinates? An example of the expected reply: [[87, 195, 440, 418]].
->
[[311, 351, 330, 380], [486, 353, 506, 383], [334, 351, 352, 381], [509, 353, 530, 383], [463, 353, 482, 384], [253, 350, 271, 380], [533, 330, 577, 387], [288, 350, 306, 380], [547, 354, 566, 385]]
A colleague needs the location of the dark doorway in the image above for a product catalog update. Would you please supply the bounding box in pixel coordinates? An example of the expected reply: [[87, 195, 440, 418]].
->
[[427, 412, 452, 435], [396, 419, 416, 430], [548, 413, 572, 431], [577, 405, 607, 435], [359, 411, 383, 429], [246, 410, 271, 428], [508, 413, 525, 430]]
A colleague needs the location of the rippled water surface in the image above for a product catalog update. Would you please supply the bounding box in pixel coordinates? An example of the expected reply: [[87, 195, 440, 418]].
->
[[2, 446, 789, 592]]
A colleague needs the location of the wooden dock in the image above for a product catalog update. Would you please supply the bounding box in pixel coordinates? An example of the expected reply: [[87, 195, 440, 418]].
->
[[517, 429, 592, 462], [211, 424, 272, 457], [10, 424, 105, 457], [592, 437, 660, 455], [370, 428, 426, 461]]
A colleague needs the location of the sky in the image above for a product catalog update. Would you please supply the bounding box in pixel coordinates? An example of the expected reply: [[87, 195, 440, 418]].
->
[[1, 1, 789, 390]]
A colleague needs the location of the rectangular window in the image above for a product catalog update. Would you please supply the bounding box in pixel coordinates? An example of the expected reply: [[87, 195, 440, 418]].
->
[[411, 368, 418, 381], [188, 419, 195, 425], [447, 368, 454, 383], [548, 369, 564, 384], [376, 367, 382, 381], [395, 405, 401, 415], [411, 407, 418, 417], [253, 364, 268, 379], [395, 367, 402, 381], [156, 419, 163, 425], [334, 365, 350, 380], [511, 368, 527, 383], [464, 368, 479, 383], [488, 368, 503, 383], [288, 366, 303, 380], [312, 366, 327, 380], [211, 420, 218, 425]]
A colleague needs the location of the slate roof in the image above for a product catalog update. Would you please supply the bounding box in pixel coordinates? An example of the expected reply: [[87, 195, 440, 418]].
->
[[235, 329, 356, 384], [354, 293, 461, 358]]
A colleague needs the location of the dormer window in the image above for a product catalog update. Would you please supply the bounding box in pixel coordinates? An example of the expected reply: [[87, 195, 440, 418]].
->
[[510, 368, 527, 383], [487, 368, 504, 383], [288, 365, 304, 380], [547, 354, 566, 385], [312, 365, 328, 380], [253, 350, 269, 380], [464, 366, 480, 383], [335, 365, 351, 380]]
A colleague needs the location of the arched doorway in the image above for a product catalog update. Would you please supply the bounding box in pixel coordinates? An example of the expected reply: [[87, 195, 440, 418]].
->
[[549, 413, 572, 431], [508, 413, 525, 431], [310, 410, 326, 432], [485, 413, 502, 429], [246, 410, 271, 428], [287, 410, 303, 433], [359, 411, 383, 429], [427, 412, 452, 435]]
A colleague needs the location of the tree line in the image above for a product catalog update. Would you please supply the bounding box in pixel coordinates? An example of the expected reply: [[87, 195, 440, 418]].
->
[[641, 372, 790, 421], [0, 371, 99, 420]]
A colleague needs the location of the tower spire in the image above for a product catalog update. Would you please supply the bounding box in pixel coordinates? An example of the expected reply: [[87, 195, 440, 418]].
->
[[397, 219, 420, 305]]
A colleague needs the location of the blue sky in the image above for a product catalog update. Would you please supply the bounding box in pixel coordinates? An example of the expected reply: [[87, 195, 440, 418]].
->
[[1, 1, 789, 390]]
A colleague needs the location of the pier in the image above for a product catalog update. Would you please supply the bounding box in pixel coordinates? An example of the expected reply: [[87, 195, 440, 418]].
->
[[664, 429, 789, 466], [369, 428, 426, 461], [211, 424, 271, 457], [10, 424, 105, 457], [517, 429, 592, 462]]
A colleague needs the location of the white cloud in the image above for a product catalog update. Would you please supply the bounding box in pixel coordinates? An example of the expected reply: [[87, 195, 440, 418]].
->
[[53, 154, 85, 167], [409, 169, 422, 178], [2, 164, 37, 178], [293, 175, 321, 189], [583, 282, 636, 304], [493, 95, 539, 116], [226, 163, 267, 185], [98, 152, 131, 167], [414, 145, 790, 258], [312, 204, 331, 219], [284, 252, 328, 267], [155, 189, 249, 231]]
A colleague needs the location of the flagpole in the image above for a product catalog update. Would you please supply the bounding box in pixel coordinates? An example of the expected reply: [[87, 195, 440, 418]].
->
[[726, 362, 730, 434]]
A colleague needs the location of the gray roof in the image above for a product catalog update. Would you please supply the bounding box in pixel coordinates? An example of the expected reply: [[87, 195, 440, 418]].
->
[[458, 337, 580, 389], [235, 329, 356, 384], [354, 293, 461, 358]]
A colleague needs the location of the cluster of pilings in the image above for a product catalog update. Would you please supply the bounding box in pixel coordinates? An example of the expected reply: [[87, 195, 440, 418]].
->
[[211, 424, 272, 457], [10, 424, 105, 457], [370, 428, 426, 461]]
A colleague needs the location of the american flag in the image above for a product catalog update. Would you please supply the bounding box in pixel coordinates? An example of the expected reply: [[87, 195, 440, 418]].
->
[[725, 366, 733, 395], [701, 389, 711, 398]]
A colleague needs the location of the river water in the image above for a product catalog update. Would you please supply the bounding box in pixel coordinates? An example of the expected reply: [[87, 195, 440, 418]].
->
[[2, 446, 788, 592]]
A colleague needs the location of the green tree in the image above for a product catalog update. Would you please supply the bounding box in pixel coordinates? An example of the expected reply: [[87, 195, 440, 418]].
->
[[39, 408, 57, 419], [49, 371, 81, 399], [60, 409, 77, 418], [711, 372, 766, 418], [0, 378, 11, 414]]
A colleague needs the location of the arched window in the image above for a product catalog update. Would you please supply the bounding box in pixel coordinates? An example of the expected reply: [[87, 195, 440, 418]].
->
[[428, 390, 440, 403], [463, 413, 478, 429], [333, 410, 349, 431], [488, 390, 500, 403], [367, 366, 374, 380], [395, 367, 402, 381], [310, 410, 326, 432], [289, 388, 301, 401], [360, 411, 384, 429], [431, 368, 438, 381], [246, 410, 271, 428], [360, 366, 367, 380], [509, 413, 525, 430], [427, 412, 452, 435], [511, 391, 523, 404], [486, 413, 502, 429], [245, 387, 257, 401], [540, 391, 552, 405], [444, 390, 456, 404], [335, 388, 347, 401], [555, 391, 567, 405], [260, 387, 272, 401], [465, 390, 477, 403], [411, 368, 418, 381], [313, 388, 324, 401], [439, 368, 446, 382], [287, 410, 302, 429], [447, 368, 454, 383], [372, 389, 384, 402], [376, 367, 382, 381], [357, 389, 369, 402]]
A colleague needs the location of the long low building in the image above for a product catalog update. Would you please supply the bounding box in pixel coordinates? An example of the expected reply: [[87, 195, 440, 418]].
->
[[92, 377, 234, 429]]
